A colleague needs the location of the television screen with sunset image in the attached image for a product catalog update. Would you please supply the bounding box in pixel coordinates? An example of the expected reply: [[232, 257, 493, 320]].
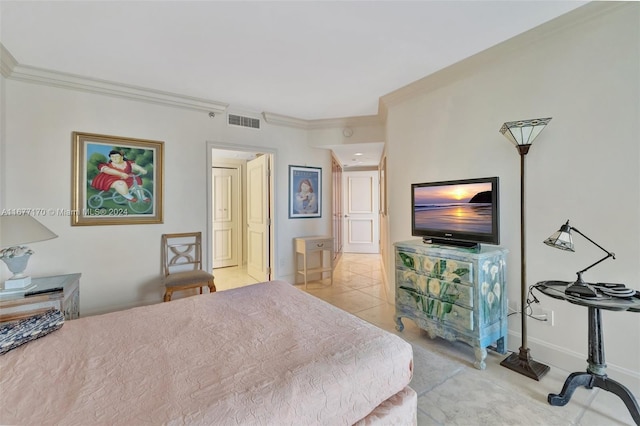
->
[[411, 177, 499, 246]]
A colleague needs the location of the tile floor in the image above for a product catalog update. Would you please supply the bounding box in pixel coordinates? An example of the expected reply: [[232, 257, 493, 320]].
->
[[214, 254, 637, 426]]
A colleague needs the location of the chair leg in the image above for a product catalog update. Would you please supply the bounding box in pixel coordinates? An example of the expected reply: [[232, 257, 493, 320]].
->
[[164, 290, 172, 302]]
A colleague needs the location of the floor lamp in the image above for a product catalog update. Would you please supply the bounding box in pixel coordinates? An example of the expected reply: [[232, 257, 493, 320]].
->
[[499, 117, 552, 381]]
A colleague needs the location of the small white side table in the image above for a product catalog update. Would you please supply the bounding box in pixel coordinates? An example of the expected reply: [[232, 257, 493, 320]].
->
[[0, 273, 81, 323], [295, 236, 334, 288]]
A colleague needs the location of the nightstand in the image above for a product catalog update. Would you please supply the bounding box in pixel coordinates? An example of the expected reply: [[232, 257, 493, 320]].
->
[[0, 273, 81, 323]]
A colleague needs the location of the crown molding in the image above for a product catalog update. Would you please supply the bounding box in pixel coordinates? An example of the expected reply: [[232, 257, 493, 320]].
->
[[1, 43, 228, 114], [3, 43, 383, 127], [0, 44, 18, 78], [261, 112, 309, 129], [380, 1, 627, 111], [263, 111, 382, 130]]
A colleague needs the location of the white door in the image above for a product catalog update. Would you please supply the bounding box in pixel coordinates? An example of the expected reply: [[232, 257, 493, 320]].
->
[[247, 155, 270, 281], [212, 167, 239, 268], [343, 170, 379, 253]]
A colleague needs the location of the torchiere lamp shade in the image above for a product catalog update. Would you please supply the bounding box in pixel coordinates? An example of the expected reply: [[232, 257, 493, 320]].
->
[[500, 117, 552, 150]]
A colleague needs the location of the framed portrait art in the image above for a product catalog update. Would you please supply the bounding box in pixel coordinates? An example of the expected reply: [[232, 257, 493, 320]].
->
[[71, 132, 164, 226], [289, 165, 321, 218]]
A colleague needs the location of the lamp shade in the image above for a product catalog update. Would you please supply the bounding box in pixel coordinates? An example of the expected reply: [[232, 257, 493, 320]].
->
[[543, 220, 574, 251], [0, 215, 58, 249], [500, 117, 552, 147]]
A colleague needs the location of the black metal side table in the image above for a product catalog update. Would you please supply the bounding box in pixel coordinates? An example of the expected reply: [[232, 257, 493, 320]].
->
[[535, 280, 640, 425]]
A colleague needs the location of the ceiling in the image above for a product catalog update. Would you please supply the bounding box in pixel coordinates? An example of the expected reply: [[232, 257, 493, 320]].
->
[[0, 1, 586, 167]]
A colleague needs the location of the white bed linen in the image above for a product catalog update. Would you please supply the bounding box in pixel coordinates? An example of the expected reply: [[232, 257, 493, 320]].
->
[[0, 280, 413, 425], [356, 386, 417, 425]]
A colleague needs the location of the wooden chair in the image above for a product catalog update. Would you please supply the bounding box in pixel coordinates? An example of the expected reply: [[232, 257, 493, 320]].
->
[[161, 232, 215, 302]]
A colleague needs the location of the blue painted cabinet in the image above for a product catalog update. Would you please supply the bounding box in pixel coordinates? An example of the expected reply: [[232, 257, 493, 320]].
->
[[394, 240, 508, 369]]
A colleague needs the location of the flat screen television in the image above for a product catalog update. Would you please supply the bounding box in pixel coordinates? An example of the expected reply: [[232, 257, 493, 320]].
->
[[411, 177, 499, 248]]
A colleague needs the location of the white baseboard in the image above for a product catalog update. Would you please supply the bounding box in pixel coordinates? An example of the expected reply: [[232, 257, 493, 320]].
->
[[507, 330, 640, 395]]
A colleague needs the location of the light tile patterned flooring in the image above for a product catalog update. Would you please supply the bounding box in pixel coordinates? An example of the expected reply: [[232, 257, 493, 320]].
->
[[214, 253, 637, 425]]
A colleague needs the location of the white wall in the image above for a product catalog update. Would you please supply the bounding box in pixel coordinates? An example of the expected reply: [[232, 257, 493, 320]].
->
[[308, 120, 384, 147], [3, 81, 332, 315], [385, 3, 639, 384]]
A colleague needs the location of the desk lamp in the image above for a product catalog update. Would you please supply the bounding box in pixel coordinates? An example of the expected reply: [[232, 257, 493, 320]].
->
[[499, 117, 552, 381], [544, 220, 614, 298], [0, 215, 58, 292]]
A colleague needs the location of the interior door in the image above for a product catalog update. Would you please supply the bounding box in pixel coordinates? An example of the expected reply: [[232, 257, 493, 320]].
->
[[343, 170, 379, 253], [212, 166, 239, 268], [246, 154, 270, 281]]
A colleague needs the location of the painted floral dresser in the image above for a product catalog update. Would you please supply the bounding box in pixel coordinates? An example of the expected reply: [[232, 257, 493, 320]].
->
[[394, 240, 508, 369]]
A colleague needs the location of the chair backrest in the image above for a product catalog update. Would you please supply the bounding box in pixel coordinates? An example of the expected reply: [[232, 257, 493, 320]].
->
[[162, 232, 204, 277]]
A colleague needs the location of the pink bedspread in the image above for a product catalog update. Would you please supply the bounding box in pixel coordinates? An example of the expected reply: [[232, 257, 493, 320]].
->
[[0, 281, 413, 425]]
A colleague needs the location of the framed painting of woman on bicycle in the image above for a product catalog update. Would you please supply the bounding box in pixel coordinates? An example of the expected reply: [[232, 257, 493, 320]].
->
[[72, 132, 164, 225]]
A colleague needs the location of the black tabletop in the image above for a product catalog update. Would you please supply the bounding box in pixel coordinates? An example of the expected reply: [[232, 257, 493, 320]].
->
[[535, 281, 640, 313]]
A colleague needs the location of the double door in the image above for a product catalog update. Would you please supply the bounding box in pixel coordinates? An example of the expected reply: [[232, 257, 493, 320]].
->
[[212, 155, 271, 283]]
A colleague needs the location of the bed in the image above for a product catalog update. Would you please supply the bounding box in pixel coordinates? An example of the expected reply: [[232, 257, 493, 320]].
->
[[0, 280, 415, 425]]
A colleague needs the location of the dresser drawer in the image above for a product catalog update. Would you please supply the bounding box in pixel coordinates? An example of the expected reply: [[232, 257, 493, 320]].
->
[[427, 277, 473, 309], [296, 238, 332, 253], [396, 270, 473, 308], [396, 286, 474, 331], [396, 250, 473, 284], [305, 238, 332, 251]]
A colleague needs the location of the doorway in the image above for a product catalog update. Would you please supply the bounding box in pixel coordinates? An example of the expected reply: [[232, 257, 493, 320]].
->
[[342, 170, 380, 254], [206, 143, 275, 290], [212, 164, 240, 269]]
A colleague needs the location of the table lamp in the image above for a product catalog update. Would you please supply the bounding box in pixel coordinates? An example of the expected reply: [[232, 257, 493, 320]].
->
[[0, 215, 58, 292], [544, 220, 614, 298]]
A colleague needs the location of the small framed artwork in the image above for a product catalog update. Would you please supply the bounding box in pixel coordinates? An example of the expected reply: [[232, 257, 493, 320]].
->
[[71, 131, 164, 226], [289, 165, 321, 218]]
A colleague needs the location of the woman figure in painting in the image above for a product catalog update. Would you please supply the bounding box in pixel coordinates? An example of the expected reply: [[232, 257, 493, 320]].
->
[[91, 150, 149, 202], [294, 178, 317, 214]]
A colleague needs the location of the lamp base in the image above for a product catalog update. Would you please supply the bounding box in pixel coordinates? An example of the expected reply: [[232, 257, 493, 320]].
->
[[3, 275, 32, 290], [501, 347, 550, 381], [0, 282, 36, 295], [565, 282, 599, 298]]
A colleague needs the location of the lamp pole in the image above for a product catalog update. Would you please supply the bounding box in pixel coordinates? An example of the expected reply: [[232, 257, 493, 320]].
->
[[519, 147, 528, 353]]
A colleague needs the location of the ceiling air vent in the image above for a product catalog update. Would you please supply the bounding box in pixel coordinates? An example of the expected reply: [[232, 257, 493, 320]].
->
[[228, 114, 260, 129]]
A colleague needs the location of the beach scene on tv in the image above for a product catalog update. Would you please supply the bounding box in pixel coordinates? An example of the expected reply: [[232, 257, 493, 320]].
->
[[413, 182, 493, 233]]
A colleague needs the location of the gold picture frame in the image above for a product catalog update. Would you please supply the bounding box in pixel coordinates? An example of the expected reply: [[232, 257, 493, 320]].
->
[[71, 131, 164, 226]]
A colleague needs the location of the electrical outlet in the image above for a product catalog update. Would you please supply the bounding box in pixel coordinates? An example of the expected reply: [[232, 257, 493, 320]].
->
[[531, 307, 554, 326]]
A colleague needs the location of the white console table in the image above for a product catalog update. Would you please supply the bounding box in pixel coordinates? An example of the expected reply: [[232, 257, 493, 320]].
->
[[295, 236, 334, 288]]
